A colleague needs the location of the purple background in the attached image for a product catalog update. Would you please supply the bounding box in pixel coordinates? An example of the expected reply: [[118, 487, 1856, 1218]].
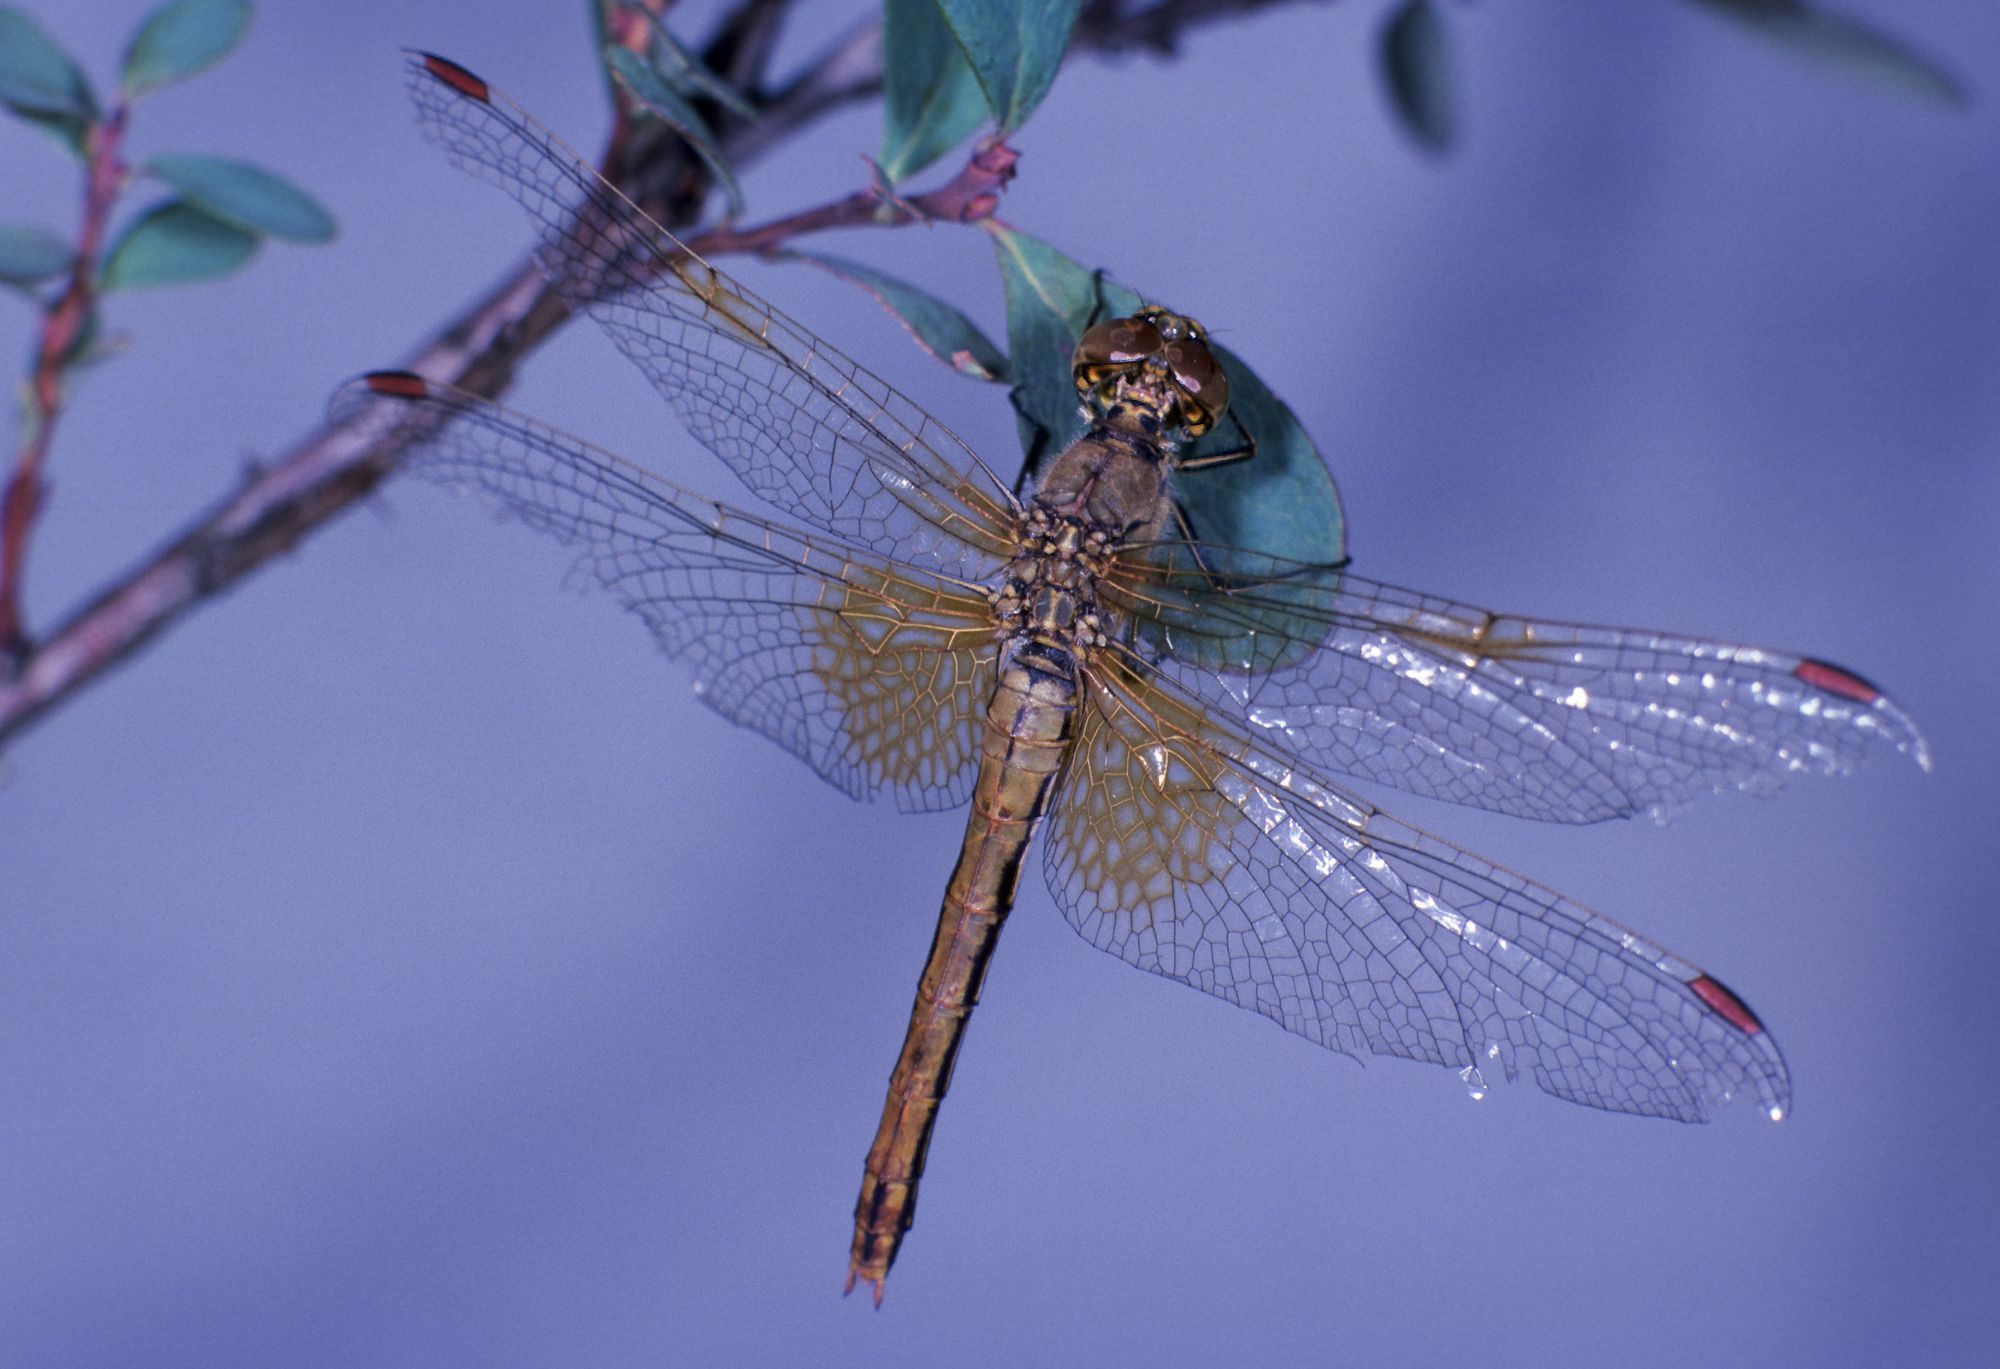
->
[[4, 1, 1993, 1365]]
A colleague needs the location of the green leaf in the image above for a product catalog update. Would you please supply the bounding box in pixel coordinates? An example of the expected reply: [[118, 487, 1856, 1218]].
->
[[1380, 0, 1454, 154], [991, 224, 1135, 465], [642, 13, 757, 121], [101, 200, 259, 290], [597, 7, 760, 122], [1683, 0, 1966, 106], [13, 105, 89, 158], [0, 223, 72, 283], [988, 224, 1345, 570], [0, 7, 96, 118], [604, 45, 744, 216], [935, 0, 1083, 135], [880, 0, 990, 183], [784, 251, 1008, 381], [1187, 341, 1346, 566], [589, 0, 617, 105], [145, 154, 336, 242], [121, 0, 252, 96]]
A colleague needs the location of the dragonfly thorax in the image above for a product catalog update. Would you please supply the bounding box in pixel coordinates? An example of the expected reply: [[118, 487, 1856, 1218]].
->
[[1023, 507, 1113, 563], [1029, 423, 1179, 553], [1071, 308, 1229, 446], [991, 510, 1112, 654]]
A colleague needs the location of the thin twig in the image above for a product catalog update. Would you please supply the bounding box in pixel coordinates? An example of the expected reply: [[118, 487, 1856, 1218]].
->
[[690, 140, 1018, 258]]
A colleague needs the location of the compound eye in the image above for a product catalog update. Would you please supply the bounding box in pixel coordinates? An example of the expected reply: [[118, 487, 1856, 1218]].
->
[[1165, 336, 1230, 424], [1073, 315, 1163, 370]]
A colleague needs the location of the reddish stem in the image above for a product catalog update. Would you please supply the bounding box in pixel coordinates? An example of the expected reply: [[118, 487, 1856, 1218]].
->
[[1, 103, 129, 664], [689, 139, 1018, 258]]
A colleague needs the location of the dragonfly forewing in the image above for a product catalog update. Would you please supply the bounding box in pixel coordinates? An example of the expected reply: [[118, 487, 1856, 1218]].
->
[[404, 54, 1021, 581], [1105, 545, 1927, 825], [335, 373, 999, 811]]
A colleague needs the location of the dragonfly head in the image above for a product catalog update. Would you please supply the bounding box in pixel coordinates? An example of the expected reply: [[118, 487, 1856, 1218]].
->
[[1072, 309, 1229, 446]]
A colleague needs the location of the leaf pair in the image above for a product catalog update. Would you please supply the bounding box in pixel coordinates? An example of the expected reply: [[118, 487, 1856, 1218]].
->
[[880, 0, 1084, 184], [0, 0, 248, 123], [103, 155, 335, 290]]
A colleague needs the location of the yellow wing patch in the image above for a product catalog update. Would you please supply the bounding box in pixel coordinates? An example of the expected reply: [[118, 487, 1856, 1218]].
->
[[1053, 654, 1244, 919], [812, 569, 996, 810]]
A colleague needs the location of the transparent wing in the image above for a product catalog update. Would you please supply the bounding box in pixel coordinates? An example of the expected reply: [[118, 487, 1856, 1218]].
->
[[403, 54, 1019, 579], [334, 373, 996, 812], [1103, 540, 1927, 826], [1045, 646, 1791, 1123]]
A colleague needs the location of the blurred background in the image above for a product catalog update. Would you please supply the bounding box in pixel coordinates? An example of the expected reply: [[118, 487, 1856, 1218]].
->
[[2, 1, 1992, 1365]]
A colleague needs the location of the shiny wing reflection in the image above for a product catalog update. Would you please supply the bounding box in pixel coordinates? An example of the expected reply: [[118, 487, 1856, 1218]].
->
[[1100, 542, 1928, 826]]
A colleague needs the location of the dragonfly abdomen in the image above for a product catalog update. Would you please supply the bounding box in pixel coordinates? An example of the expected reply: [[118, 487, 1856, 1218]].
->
[[847, 639, 1079, 1302]]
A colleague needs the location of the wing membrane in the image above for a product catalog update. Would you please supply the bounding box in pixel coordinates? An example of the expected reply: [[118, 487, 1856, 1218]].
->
[[404, 54, 1020, 578], [1104, 539, 1927, 825], [1046, 646, 1791, 1122], [334, 375, 995, 812]]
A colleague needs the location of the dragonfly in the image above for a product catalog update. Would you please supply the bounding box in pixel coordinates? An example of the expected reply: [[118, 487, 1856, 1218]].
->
[[338, 55, 1928, 1303]]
